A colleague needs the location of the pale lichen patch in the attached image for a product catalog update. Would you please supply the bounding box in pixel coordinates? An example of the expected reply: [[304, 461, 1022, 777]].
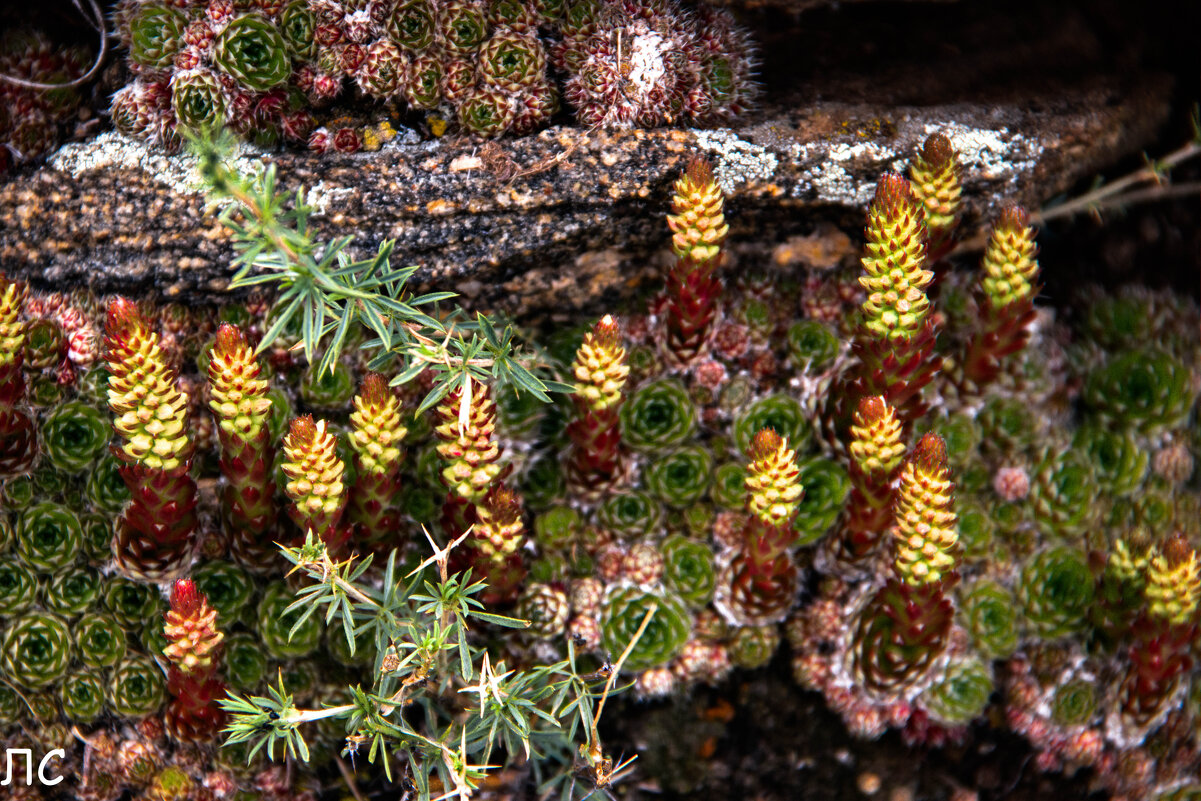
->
[[689, 129, 779, 194], [48, 131, 266, 197]]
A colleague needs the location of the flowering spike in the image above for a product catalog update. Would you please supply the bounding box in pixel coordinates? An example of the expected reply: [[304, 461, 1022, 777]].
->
[[1144, 534, 1201, 625], [667, 156, 728, 264], [281, 415, 347, 547], [0, 274, 36, 478], [664, 157, 727, 364], [892, 433, 959, 587], [162, 578, 226, 743], [837, 396, 905, 563], [434, 381, 501, 505], [744, 428, 804, 529], [859, 173, 933, 343], [960, 205, 1041, 390], [104, 296, 198, 580], [849, 396, 905, 476], [568, 315, 630, 495], [207, 323, 278, 570], [909, 132, 962, 256], [348, 372, 408, 547]]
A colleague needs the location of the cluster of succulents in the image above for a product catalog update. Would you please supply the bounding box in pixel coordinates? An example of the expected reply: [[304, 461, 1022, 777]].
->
[[1, 127, 1199, 800], [110, 0, 757, 149], [0, 29, 90, 171]]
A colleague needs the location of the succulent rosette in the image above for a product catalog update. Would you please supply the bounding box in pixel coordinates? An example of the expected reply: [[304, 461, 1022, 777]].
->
[[108, 653, 167, 717], [2, 613, 73, 688], [596, 490, 664, 538], [128, 3, 187, 70], [259, 582, 323, 658], [645, 445, 712, 508], [41, 399, 110, 472], [213, 13, 292, 92], [601, 586, 691, 672], [60, 670, 107, 723], [661, 534, 717, 607], [957, 579, 1019, 659], [0, 560, 37, 615], [620, 379, 696, 451], [919, 657, 992, 726], [734, 394, 808, 454], [44, 566, 103, 616], [75, 613, 128, 668], [1018, 546, 1095, 638], [16, 501, 83, 574]]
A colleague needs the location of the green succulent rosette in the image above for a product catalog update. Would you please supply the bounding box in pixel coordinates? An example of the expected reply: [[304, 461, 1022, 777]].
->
[[85, 451, 133, 515], [108, 653, 166, 717], [958, 579, 1018, 659], [791, 457, 849, 545], [326, 625, 373, 668], [1080, 292, 1153, 351], [104, 577, 162, 629], [620, 379, 696, 451], [661, 534, 716, 607], [16, 501, 82, 573], [681, 503, 714, 538], [60, 670, 106, 723], [479, 30, 546, 90], [440, 0, 490, 51], [41, 399, 110, 473], [224, 632, 270, 691], [128, 3, 186, 69], [734, 394, 809, 453], [405, 56, 443, 108], [300, 361, 355, 410], [264, 385, 294, 442], [2, 613, 73, 688], [75, 613, 127, 668], [193, 560, 256, 624], [920, 657, 993, 726], [931, 413, 981, 468], [0, 560, 37, 616], [171, 68, 228, 133], [534, 505, 582, 550], [521, 450, 568, 509], [711, 462, 747, 510], [0, 685, 22, 727], [400, 483, 440, 524], [1084, 349, 1195, 434], [280, 1, 318, 59], [458, 87, 514, 136], [1018, 547, 1095, 639], [497, 380, 548, 439], [259, 582, 322, 659], [34, 465, 68, 495], [79, 513, 115, 563], [213, 14, 292, 92], [1073, 425, 1148, 497], [1050, 676, 1097, 727], [978, 395, 1038, 456], [597, 490, 663, 538], [646, 446, 712, 508], [787, 319, 840, 370], [601, 586, 690, 672], [729, 623, 781, 669], [1, 477, 35, 511], [956, 498, 994, 563], [1029, 451, 1098, 539], [43, 566, 102, 616], [387, 0, 437, 50]]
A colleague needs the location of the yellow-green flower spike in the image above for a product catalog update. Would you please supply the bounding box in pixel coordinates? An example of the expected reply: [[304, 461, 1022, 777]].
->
[[1144, 533, 1201, 625], [472, 484, 526, 562], [849, 395, 905, 476], [104, 297, 192, 472], [208, 323, 272, 443], [909, 132, 962, 240], [572, 315, 630, 414], [1109, 536, 1151, 584], [980, 205, 1040, 310], [745, 428, 804, 528], [0, 274, 27, 371], [281, 414, 347, 538], [667, 156, 729, 264], [859, 174, 933, 343], [893, 433, 959, 586], [434, 380, 502, 504], [349, 373, 407, 477]]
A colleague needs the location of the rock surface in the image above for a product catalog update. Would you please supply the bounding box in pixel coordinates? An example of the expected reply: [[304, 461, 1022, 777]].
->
[[0, 0, 1178, 323]]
